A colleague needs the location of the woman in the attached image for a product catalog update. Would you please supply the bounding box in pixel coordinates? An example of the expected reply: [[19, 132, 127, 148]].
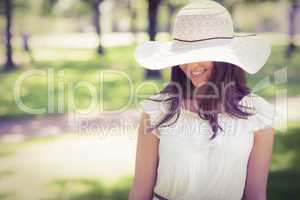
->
[[129, 1, 277, 200]]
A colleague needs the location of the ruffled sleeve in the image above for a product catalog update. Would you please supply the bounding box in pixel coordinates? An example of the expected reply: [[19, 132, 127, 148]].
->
[[138, 93, 169, 138], [244, 93, 280, 132]]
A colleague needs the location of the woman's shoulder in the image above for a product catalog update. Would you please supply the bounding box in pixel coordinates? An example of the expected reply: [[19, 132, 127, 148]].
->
[[138, 92, 170, 122], [240, 92, 279, 132], [139, 92, 170, 109], [239, 93, 273, 112]]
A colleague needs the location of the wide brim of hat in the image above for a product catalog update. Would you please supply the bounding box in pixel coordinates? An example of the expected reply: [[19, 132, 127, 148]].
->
[[134, 34, 271, 74]]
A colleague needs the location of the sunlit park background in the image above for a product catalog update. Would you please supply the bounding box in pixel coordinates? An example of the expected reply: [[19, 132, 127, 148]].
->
[[0, 0, 299, 199]]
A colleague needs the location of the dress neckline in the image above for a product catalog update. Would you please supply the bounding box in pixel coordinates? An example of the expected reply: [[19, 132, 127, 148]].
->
[[180, 102, 200, 117], [163, 93, 226, 118], [180, 102, 227, 119]]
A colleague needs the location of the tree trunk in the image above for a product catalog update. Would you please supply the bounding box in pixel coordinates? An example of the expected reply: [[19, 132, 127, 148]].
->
[[128, 0, 138, 41], [145, 0, 161, 79], [92, 0, 104, 55], [4, 0, 15, 70], [148, 0, 160, 41], [166, 2, 180, 38], [286, 0, 299, 58]]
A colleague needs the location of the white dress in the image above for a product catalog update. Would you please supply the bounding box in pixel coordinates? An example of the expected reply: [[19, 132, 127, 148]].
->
[[139, 92, 278, 200]]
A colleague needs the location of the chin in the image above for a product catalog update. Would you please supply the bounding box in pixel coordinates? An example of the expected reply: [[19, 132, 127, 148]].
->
[[191, 79, 207, 87]]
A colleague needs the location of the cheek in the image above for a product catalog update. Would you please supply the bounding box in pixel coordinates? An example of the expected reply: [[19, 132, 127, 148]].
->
[[203, 68, 213, 80]]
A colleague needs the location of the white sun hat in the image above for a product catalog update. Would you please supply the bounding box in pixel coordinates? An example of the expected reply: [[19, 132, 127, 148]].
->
[[134, 0, 271, 74]]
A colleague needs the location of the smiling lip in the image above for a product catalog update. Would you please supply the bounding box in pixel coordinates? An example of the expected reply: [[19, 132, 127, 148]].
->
[[191, 68, 207, 76]]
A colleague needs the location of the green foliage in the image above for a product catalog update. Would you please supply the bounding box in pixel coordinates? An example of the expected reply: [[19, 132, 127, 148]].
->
[[0, 43, 167, 118], [268, 122, 300, 199], [0, 40, 299, 118], [41, 0, 59, 15]]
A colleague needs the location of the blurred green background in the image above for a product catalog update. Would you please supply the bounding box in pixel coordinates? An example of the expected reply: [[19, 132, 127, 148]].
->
[[0, 0, 299, 199]]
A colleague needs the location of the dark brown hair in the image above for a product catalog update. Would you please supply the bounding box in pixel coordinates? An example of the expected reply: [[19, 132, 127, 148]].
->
[[147, 61, 254, 139]]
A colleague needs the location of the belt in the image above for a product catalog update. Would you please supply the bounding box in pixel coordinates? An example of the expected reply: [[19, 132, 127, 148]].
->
[[153, 192, 169, 200]]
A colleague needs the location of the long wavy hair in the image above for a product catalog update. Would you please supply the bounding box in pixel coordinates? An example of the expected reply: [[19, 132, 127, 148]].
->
[[147, 62, 254, 139]]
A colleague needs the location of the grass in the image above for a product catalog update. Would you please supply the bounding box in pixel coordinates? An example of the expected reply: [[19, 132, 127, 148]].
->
[[268, 121, 300, 200], [0, 42, 299, 118], [0, 45, 168, 119], [0, 122, 299, 200], [0, 135, 60, 157], [44, 176, 132, 200], [0, 175, 133, 200], [0, 132, 136, 200]]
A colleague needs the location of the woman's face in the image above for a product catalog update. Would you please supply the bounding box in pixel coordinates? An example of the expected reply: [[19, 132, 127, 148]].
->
[[179, 61, 214, 87]]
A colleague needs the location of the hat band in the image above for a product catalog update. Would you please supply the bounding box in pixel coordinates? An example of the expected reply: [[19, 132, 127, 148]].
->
[[173, 33, 256, 42]]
